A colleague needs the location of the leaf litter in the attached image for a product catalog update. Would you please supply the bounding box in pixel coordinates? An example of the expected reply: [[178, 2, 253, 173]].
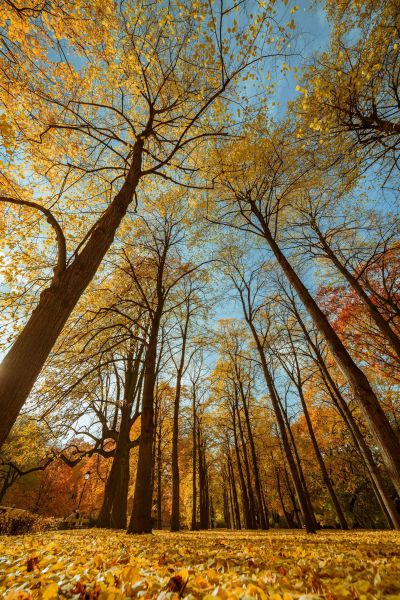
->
[[0, 529, 399, 599]]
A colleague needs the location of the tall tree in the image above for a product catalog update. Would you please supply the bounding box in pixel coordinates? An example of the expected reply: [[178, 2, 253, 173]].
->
[[0, 0, 281, 447], [213, 130, 400, 496]]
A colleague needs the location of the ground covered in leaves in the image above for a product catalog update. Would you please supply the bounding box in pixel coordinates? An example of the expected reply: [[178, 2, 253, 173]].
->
[[1, 529, 400, 600]]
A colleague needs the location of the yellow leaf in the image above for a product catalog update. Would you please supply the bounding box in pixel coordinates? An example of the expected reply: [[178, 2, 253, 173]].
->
[[42, 583, 59, 600], [120, 565, 142, 583]]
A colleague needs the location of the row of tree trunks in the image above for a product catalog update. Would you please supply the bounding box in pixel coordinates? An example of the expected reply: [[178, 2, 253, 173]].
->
[[259, 223, 400, 496], [288, 303, 400, 530], [279, 329, 349, 530], [231, 279, 316, 533], [237, 378, 269, 529]]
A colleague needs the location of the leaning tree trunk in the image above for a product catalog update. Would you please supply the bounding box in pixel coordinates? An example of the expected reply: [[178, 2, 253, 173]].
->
[[291, 302, 400, 529], [249, 326, 316, 532], [296, 379, 348, 529], [262, 225, 400, 495], [0, 143, 143, 449], [239, 383, 269, 529], [320, 365, 400, 529]]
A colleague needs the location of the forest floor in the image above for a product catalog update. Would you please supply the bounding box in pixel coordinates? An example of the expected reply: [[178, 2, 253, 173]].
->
[[1, 529, 400, 600]]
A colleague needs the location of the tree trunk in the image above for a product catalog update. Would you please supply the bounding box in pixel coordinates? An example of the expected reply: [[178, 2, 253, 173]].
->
[[0, 465, 18, 503], [198, 431, 210, 529], [279, 396, 318, 530], [171, 319, 189, 532], [191, 392, 197, 531], [247, 321, 315, 532], [239, 382, 269, 528], [282, 462, 302, 528], [232, 407, 252, 528], [297, 379, 348, 529], [236, 401, 257, 529], [275, 464, 295, 528], [98, 349, 142, 529], [223, 483, 231, 528], [128, 316, 161, 534], [321, 365, 400, 529], [228, 455, 241, 529], [0, 142, 143, 448], [261, 225, 400, 495], [156, 421, 163, 530], [227, 478, 235, 528], [97, 442, 130, 529]]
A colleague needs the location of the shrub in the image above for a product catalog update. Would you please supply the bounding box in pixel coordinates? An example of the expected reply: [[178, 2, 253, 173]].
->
[[32, 516, 62, 532], [0, 508, 36, 535], [0, 508, 62, 535]]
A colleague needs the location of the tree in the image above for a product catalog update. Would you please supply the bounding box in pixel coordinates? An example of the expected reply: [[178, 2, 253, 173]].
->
[[170, 276, 203, 531], [128, 200, 205, 533], [211, 127, 400, 496], [0, 0, 282, 447], [296, 0, 400, 184], [291, 195, 400, 359]]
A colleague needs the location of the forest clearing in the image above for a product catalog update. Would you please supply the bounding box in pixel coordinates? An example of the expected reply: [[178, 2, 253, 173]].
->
[[2, 529, 400, 600], [1, 0, 400, 596]]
